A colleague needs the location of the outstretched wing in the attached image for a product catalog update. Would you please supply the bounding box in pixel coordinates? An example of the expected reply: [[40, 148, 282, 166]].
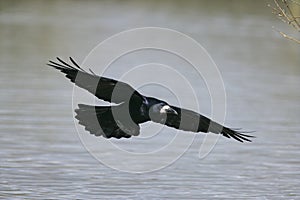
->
[[47, 57, 144, 104], [75, 104, 140, 139], [164, 105, 254, 142]]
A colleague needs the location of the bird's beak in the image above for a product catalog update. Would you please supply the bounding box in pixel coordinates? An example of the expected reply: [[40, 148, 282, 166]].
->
[[161, 105, 178, 115]]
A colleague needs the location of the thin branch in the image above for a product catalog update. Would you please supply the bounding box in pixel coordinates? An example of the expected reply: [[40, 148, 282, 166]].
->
[[273, 0, 300, 29], [290, 0, 300, 6], [274, 0, 291, 21], [283, 0, 300, 31], [275, 28, 300, 44], [271, 0, 300, 43]]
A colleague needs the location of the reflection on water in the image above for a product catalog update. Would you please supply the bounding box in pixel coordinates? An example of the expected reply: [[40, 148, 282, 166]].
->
[[1, 0, 299, 199]]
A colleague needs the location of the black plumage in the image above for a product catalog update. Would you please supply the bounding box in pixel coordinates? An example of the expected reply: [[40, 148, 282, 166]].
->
[[47, 57, 254, 142]]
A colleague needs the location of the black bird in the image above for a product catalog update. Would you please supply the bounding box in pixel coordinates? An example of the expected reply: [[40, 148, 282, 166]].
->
[[47, 57, 254, 142]]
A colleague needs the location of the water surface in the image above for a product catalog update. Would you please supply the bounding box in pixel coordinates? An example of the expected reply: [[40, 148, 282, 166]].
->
[[0, 0, 299, 199]]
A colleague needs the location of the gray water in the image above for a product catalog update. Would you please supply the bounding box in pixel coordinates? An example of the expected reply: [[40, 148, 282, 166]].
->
[[1, 0, 300, 199]]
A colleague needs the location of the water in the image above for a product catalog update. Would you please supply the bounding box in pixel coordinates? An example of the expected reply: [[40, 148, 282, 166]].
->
[[1, 0, 300, 199]]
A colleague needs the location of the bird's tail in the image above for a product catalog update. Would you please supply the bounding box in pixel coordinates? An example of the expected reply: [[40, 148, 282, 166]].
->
[[74, 104, 139, 139]]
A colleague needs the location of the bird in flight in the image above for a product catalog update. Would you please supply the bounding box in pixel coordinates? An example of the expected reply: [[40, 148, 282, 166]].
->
[[47, 57, 254, 142]]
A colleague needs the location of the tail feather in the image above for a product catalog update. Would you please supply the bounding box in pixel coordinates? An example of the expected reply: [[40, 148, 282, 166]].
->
[[75, 104, 140, 139]]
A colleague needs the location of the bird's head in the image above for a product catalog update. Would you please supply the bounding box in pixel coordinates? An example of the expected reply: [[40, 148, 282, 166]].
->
[[159, 104, 178, 115], [148, 102, 178, 123]]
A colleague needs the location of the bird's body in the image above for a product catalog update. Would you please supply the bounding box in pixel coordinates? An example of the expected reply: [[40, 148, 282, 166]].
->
[[47, 57, 254, 142]]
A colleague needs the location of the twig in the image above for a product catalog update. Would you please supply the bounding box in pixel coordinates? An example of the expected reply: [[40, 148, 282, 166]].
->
[[290, 0, 300, 6], [271, 0, 300, 43], [275, 28, 300, 44], [283, 0, 300, 30]]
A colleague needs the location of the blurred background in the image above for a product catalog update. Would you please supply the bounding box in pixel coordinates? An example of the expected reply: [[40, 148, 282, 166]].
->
[[0, 0, 299, 199]]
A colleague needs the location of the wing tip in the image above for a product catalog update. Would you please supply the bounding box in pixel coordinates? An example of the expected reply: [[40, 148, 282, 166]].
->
[[222, 127, 255, 143], [46, 57, 85, 71]]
